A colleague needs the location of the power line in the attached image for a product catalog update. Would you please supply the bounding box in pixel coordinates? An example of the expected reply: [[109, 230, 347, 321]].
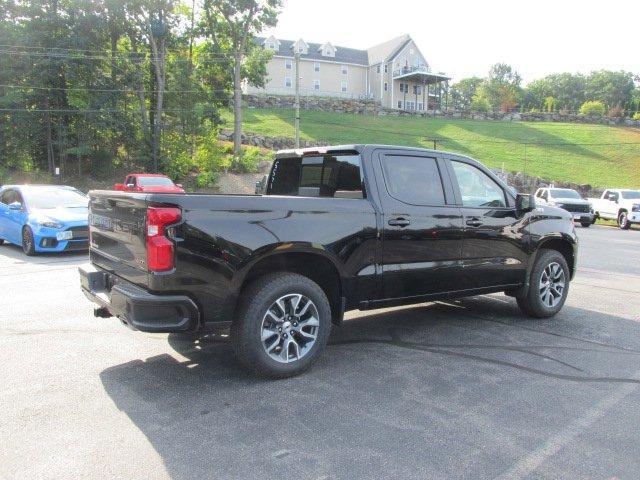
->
[[0, 84, 230, 94]]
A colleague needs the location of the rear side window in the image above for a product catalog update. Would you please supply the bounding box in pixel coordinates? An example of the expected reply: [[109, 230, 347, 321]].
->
[[267, 154, 365, 198], [381, 155, 445, 206]]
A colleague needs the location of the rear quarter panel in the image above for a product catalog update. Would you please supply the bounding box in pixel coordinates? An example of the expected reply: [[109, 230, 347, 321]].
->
[[147, 193, 379, 323]]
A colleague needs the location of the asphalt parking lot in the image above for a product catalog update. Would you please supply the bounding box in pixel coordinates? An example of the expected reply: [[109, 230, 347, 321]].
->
[[1, 224, 640, 480]]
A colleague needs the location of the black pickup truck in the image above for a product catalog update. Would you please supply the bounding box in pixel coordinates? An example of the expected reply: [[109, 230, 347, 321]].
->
[[79, 144, 577, 377]]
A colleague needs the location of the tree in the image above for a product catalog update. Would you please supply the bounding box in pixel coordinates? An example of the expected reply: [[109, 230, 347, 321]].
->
[[483, 63, 522, 112], [449, 77, 483, 110], [201, 0, 281, 157], [585, 70, 635, 112]]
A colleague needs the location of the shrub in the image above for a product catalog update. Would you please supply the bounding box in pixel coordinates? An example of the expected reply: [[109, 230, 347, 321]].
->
[[607, 105, 624, 118], [579, 100, 606, 116], [471, 95, 490, 113], [195, 171, 219, 189], [633, 112, 640, 121]]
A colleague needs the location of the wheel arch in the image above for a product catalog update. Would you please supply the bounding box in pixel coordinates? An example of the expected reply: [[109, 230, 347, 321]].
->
[[235, 249, 345, 325], [536, 236, 576, 279]]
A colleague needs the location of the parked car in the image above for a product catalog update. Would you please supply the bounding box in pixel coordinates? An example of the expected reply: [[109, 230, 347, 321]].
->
[[79, 145, 577, 377], [114, 173, 185, 193], [534, 187, 595, 227], [588, 189, 640, 229], [0, 185, 89, 255]]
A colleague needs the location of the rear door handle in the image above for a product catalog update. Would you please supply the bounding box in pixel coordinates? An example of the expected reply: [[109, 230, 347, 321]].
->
[[388, 217, 411, 227], [465, 218, 483, 227]]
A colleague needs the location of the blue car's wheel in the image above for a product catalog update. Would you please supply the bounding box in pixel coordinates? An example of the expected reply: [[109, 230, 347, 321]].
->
[[22, 226, 36, 256]]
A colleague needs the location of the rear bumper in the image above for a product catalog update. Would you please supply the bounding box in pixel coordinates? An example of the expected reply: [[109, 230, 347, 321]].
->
[[78, 263, 200, 332]]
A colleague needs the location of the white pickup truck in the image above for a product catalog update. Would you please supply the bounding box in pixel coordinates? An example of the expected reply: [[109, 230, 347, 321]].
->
[[589, 189, 640, 229]]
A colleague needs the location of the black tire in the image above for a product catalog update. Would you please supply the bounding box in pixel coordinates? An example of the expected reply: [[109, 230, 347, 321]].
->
[[618, 211, 630, 230], [580, 221, 591, 228], [231, 272, 332, 378], [22, 226, 36, 256], [516, 249, 570, 318]]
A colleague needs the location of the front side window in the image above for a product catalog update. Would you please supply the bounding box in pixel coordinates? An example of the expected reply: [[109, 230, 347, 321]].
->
[[267, 154, 365, 198], [451, 161, 506, 208], [1, 189, 16, 205], [382, 155, 445, 206]]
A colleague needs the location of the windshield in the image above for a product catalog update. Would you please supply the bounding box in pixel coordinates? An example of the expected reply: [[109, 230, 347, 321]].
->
[[23, 187, 88, 209], [137, 176, 175, 187], [550, 188, 581, 199], [621, 191, 640, 199]]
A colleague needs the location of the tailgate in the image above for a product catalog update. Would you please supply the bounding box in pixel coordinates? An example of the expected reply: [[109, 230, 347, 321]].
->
[[88, 191, 149, 286]]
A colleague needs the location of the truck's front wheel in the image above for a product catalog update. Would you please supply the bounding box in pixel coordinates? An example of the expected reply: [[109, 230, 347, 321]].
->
[[516, 249, 570, 318], [232, 273, 332, 378], [618, 211, 630, 230]]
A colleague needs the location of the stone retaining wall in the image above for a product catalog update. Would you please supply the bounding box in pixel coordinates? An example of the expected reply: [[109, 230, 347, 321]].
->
[[244, 94, 640, 127]]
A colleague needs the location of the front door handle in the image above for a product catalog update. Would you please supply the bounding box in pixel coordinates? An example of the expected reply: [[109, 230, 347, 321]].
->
[[388, 217, 410, 227], [466, 218, 483, 227]]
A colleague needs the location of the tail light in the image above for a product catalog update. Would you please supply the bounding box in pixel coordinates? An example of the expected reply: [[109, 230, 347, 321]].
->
[[146, 207, 181, 272]]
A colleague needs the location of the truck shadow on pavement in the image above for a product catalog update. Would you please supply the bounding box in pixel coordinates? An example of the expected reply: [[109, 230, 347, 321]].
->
[[99, 296, 640, 480]]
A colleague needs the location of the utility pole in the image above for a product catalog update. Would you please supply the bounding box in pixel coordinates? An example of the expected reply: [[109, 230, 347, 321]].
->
[[294, 51, 300, 149]]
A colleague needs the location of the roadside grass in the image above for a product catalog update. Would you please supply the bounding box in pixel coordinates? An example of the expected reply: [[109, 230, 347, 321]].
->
[[222, 108, 640, 188]]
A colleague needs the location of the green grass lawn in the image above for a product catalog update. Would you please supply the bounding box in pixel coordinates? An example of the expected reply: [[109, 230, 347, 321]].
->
[[222, 108, 640, 188]]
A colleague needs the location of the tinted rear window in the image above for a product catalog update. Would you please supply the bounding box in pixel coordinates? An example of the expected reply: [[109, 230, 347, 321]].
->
[[267, 154, 365, 198]]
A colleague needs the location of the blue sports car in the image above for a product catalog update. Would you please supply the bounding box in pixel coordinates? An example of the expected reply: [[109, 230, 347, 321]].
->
[[0, 185, 89, 255]]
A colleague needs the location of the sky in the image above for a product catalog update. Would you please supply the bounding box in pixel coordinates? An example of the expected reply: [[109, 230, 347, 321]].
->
[[262, 0, 639, 84]]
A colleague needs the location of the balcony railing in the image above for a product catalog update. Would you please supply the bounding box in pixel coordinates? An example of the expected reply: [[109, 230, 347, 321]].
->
[[393, 65, 431, 78]]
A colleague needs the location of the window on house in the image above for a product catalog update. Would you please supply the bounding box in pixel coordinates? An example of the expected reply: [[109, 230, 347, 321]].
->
[[413, 85, 422, 95], [384, 82, 388, 91], [406, 101, 415, 110], [285, 77, 292, 88], [384, 64, 388, 73], [418, 102, 424, 111], [285, 58, 292, 70], [266, 43, 274, 50], [314, 79, 320, 91], [314, 62, 320, 72], [397, 101, 402, 109], [341, 81, 347, 93], [376, 65, 380, 74], [341, 65, 348, 75]]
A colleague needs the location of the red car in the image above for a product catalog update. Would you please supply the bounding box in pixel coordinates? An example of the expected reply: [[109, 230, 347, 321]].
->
[[114, 174, 185, 193]]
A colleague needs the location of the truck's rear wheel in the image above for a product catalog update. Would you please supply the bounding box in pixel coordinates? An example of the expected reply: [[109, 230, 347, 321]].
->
[[516, 249, 570, 318], [232, 272, 332, 378], [618, 211, 630, 230]]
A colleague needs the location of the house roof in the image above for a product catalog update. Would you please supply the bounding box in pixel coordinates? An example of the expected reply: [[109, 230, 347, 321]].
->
[[255, 37, 369, 65], [366, 34, 411, 65]]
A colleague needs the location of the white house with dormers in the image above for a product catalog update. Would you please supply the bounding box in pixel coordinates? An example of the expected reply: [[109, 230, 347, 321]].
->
[[244, 34, 450, 111]]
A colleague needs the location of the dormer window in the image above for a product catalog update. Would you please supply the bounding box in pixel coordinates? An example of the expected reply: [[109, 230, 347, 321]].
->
[[319, 42, 336, 58], [263, 35, 280, 52], [293, 39, 308, 54]]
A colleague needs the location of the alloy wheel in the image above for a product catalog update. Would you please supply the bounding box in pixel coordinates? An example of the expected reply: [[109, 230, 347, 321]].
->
[[261, 293, 320, 363], [539, 262, 565, 308]]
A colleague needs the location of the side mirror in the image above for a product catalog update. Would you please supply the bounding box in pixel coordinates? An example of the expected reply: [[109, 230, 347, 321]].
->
[[8, 201, 23, 211], [176, 183, 183, 189], [126, 183, 135, 189], [516, 193, 535, 214]]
